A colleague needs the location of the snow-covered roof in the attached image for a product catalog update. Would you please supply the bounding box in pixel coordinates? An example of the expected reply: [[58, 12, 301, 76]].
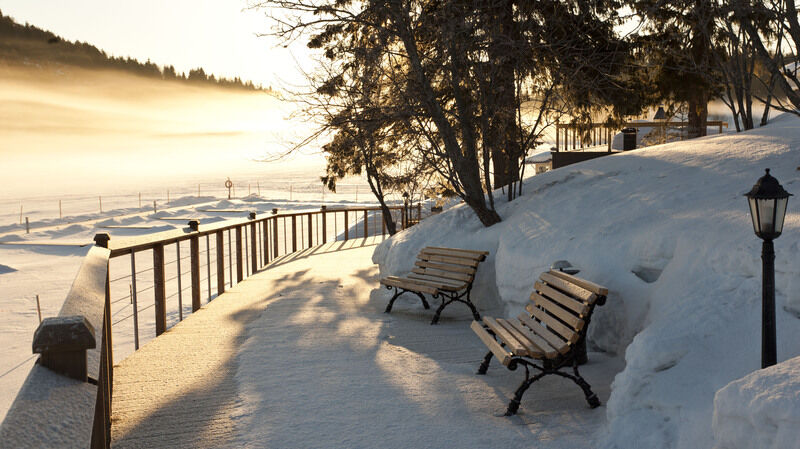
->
[[524, 150, 552, 164]]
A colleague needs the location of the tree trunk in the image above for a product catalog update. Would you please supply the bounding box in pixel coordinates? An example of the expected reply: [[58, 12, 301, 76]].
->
[[687, 92, 709, 138], [391, 3, 501, 227], [487, 0, 520, 193], [365, 165, 396, 235]]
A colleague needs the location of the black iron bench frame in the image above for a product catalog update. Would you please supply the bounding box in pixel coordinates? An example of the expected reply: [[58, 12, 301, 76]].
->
[[472, 270, 608, 415], [381, 247, 488, 324]]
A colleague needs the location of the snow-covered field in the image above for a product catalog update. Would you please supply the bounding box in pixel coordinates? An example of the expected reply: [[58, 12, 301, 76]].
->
[[374, 112, 800, 449]]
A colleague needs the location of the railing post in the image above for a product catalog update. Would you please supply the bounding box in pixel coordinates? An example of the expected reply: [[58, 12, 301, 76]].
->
[[344, 211, 349, 240], [216, 231, 225, 295], [321, 206, 327, 244], [364, 210, 368, 237], [556, 124, 560, 151], [188, 221, 201, 312], [262, 220, 269, 265], [153, 243, 166, 336], [235, 226, 243, 283], [272, 217, 279, 258], [417, 203, 421, 224], [91, 307, 110, 449], [308, 214, 313, 247], [249, 213, 257, 273], [190, 239, 201, 313], [291, 215, 297, 252]]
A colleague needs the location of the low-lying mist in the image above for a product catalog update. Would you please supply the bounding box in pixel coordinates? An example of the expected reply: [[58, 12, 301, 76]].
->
[[0, 65, 322, 199]]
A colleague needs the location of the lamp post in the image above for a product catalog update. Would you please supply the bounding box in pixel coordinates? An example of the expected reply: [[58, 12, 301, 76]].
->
[[745, 169, 791, 368]]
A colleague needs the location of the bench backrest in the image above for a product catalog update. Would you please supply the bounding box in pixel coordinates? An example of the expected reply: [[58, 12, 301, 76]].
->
[[524, 270, 608, 352], [411, 247, 488, 283]]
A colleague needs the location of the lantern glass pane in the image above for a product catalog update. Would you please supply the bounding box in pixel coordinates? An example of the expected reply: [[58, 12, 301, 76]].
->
[[757, 198, 776, 234], [774, 197, 789, 234], [748, 197, 760, 234]]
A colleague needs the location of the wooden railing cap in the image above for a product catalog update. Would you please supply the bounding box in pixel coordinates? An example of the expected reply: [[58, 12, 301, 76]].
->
[[33, 316, 96, 353], [93, 233, 110, 248]]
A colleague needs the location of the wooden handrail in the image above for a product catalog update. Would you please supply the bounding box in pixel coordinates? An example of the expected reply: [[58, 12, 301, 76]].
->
[[0, 204, 422, 448], [108, 205, 406, 257]]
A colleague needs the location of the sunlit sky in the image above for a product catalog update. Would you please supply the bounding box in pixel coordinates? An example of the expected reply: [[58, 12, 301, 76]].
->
[[0, 0, 311, 87]]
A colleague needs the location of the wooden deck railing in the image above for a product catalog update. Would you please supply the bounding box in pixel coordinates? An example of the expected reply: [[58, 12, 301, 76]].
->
[[0, 203, 422, 448], [555, 120, 728, 152]]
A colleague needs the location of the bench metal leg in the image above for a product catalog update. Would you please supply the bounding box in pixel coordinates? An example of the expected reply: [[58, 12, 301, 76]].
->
[[505, 371, 547, 416], [477, 350, 494, 375], [570, 364, 601, 408], [384, 287, 430, 314], [549, 364, 601, 409], [431, 298, 447, 325], [431, 289, 480, 325]]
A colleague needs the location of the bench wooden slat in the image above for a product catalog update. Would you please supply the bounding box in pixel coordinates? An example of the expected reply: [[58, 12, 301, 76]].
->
[[411, 266, 473, 282], [422, 247, 488, 261], [495, 319, 546, 358], [422, 254, 480, 268], [470, 320, 512, 366], [526, 296, 584, 331], [484, 317, 528, 356], [533, 281, 590, 315], [517, 314, 570, 355], [548, 269, 608, 296], [499, 318, 558, 359], [415, 260, 476, 275], [526, 303, 580, 345], [381, 277, 438, 295], [539, 272, 597, 304], [426, 246, 489, 256], [406, 273, 465, 290]]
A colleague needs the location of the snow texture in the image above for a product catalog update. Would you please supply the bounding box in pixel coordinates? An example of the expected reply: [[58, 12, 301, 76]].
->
[[713, 355, 800, 449], [374, 112, 800, 449]]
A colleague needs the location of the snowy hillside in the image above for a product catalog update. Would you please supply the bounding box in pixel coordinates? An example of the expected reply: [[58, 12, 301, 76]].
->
[[374, 113, 800, 449]]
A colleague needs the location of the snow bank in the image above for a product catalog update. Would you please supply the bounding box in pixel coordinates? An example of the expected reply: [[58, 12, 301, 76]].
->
[[712, 356, 800, 449], [373, 113, 800, 448]]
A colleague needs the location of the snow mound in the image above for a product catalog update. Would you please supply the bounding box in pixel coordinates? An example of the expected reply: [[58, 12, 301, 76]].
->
[[374, 113, 800, 449], [712, 356, 800, 449]]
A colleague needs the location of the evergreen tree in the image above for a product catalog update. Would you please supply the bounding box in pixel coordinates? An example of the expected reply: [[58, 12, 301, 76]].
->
[[630, 0, 721, 137]]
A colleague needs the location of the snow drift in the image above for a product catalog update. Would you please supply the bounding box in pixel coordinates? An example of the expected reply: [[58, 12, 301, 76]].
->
[[373, 113, 800, 449], [712, 355, 800, 449]]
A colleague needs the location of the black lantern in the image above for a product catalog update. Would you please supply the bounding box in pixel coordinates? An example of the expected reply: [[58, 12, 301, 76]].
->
[[745, 168, 791, 368], [746, 169, 791, 240]]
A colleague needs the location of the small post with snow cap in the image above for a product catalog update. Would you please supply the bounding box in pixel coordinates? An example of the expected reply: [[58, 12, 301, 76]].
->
[[33, 316, 96, 381], [745, 169, 791, 369]]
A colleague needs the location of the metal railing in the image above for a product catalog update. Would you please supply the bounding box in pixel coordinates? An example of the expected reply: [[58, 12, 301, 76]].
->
[[0, 203, 422, 448]]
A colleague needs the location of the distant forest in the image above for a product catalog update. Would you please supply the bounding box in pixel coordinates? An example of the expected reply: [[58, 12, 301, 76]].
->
[[0, 10, 270, 92]]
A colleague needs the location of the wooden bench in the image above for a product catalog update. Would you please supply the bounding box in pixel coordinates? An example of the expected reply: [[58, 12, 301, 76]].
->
[[380, 246, 489, 324], [471, 269, 608, 415]]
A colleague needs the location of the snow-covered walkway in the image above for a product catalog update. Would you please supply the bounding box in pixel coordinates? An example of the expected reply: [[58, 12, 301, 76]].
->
[[111, 236, 622, 448]]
